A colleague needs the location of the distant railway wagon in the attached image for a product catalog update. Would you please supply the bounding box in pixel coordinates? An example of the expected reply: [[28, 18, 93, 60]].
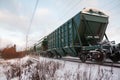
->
[[34, 8, 120, 63]]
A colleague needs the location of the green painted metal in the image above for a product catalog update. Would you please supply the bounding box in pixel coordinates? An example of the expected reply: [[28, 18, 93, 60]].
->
[[82, 45, 101, 51], [46, 9, 109, 57]]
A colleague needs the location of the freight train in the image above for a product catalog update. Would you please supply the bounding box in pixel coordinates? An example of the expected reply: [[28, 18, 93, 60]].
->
[[32, 8, 120, 63]]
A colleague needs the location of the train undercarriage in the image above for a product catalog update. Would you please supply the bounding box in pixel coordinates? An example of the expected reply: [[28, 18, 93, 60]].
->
[[79, 42, 120, 63]]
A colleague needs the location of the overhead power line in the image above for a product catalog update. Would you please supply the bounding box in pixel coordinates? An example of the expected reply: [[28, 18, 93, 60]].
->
[[101, 0, 117, 9], [58, 0, 82, 21], [26, 0, 39, 50], [107, 2, 120, 12], [27, 0, 39, 35], [51, 0, 82, 28]]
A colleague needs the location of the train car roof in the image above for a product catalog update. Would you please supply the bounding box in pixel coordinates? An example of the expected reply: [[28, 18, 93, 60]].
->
[[81, 8, 108, 17]]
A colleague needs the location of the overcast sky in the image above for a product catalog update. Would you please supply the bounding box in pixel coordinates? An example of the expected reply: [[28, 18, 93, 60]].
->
[[0, 0, 120, 51]]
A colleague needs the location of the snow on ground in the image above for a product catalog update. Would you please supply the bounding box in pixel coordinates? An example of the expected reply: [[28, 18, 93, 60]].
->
[[39, 57, 120, 80], [0, 55, 120, 80]]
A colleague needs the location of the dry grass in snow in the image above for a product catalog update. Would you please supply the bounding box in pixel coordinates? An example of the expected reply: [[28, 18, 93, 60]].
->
[[0, 56, 120, 80]]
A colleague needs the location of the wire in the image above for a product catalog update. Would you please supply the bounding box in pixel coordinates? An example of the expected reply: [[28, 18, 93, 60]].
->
[[58, 0, 73, 11], [101, 0, 118, 9], [26, 0, 39, 50], [104, 0, 120, 19], [51, 0, 82, 29], [40, 0, 82, 38], [58, 0, 82, 21], [27, 0, 39, 35], [106, 2, 120, 12]]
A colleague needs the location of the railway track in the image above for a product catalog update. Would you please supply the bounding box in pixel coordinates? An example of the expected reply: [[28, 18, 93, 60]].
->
[[30, 55, 120, 68], [60, 57, 120, 68]]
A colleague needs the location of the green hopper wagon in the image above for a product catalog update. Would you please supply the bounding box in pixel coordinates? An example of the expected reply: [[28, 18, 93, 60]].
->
[[46, 8, 109, 62]]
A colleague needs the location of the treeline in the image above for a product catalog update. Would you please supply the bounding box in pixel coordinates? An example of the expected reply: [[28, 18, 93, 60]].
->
[[0, 45, 26, 59]]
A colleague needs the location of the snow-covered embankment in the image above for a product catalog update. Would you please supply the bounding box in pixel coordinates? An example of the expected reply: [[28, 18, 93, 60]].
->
[[0, 56, 120, 80]]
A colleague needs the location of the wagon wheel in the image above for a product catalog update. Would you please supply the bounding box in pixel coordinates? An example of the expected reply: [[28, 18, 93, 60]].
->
[[94, 52, 106, 63], [49, 53, 55, 58], [50, 53, 56, 58], [79, 54, 87, 63], [47, 52, 54, 58], [59, 55, 62, 59], [56, 54, 62, 59], [110, 52, 120, 63]]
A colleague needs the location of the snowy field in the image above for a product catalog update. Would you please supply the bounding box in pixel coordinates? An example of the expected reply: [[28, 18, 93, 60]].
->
[[0, 56, 120, 80]]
